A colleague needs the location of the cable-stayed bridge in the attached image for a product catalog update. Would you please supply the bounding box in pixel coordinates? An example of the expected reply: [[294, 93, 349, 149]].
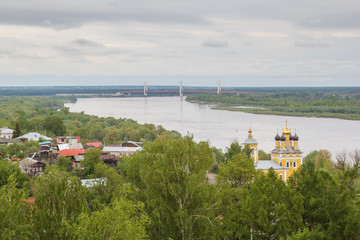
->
[[117, 81, 249, 96]]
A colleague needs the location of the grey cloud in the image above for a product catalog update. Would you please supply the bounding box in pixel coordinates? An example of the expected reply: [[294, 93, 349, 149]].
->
[[54, 38, 127, 57], [73, 39, 102, 48], [0, 1, 208, 29], [202, 39, 228, 48], [294, 41, 329, 48]]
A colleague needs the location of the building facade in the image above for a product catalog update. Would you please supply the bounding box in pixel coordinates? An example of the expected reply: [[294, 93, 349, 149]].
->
[[243, 125, 302, 181]]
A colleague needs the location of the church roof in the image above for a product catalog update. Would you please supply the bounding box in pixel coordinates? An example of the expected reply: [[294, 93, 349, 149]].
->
[[255, 160, 289, 170], [271, 144, 302, 154], [244, 138, 258, 144]]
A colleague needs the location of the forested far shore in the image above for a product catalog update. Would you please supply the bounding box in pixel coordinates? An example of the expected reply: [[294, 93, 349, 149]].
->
[[0, 96, 177, 145], [186, 92, 360, 120]]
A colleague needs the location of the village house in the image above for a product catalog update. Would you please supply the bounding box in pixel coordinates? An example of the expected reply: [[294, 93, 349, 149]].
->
[[57, 142, 84, 151], [85, 142, 102, 148], [19, 157, 46, 177], [16, 132, 52, 142], [102, 141, 142, 158], [57, 136, 81, 145], [0, 126, 14, 139], [56, 149, 85, 169], [100, 154, 122, 167]]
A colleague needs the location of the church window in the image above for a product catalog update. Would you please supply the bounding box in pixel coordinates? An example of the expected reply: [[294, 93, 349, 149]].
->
[[286, 161, 290, 168], [280, 174, 283, 179], [293, 161, 297, 168]]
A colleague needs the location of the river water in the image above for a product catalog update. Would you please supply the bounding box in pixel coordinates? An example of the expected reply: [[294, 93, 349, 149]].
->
[[65, 97, 360, 157]]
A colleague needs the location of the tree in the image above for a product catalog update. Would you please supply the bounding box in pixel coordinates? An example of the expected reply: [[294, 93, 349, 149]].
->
[[258, 149, 271, 160], [215, 152, 257, 239], [102, 126, 121, 144], [82, 148, 102, 178], [74, 194, 150, 240], [0, 159, 28, 188], [55, 156, 72, 172], [0, 174, 33, 239], [44, 115, 66, 136], [32, 169, 88, 239], [124, 136, 219, 240], [13, 122, 21, 138], [288, 160, 360, 239], [217, 152, 255, 188], [224, 141, 243, 161], [241, 169, 304, 240]]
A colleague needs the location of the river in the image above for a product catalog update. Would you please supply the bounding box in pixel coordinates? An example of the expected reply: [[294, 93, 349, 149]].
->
[[65, 96, 360, 156]]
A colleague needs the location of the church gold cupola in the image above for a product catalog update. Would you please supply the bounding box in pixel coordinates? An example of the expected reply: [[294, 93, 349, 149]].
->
[[243, 128, 258, 163]]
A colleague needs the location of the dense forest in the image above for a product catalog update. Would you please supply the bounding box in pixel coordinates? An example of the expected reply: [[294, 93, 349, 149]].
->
[[0, 96, 359, 239], [186, 92, 360, 120]]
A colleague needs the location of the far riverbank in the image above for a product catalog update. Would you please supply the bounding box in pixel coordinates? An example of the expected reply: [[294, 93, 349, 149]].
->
[[186, 93, 360, 121]]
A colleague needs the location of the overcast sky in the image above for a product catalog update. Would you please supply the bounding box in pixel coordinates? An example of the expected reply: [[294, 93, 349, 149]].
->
[[0, 0, 360, 86]]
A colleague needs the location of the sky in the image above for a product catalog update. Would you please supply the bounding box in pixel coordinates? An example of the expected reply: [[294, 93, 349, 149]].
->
[[0, 0, 360, 86]]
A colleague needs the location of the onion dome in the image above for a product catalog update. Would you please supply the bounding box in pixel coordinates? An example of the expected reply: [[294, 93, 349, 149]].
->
[[283, 127, 290, 135], [293, 133, 299, 141], [289, 134, 293, 141], [275, 133, 280, 141], [280, 134, 286, 141]]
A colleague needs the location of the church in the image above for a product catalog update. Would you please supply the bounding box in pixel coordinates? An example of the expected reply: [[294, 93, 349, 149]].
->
[[243, 124, 303, 181]]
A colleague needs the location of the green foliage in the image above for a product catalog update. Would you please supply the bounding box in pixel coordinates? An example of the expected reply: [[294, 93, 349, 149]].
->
[[31, 169, 88, 239], [124, 136, 219, 240], [0, 159, 28, 188], [13, 122, 21, 138], [0, 174, 33, 239], [241, 169, 304, 239], [288, 161, 360, 239], [0, 141, 39, 159], [82, 148, 102, 178], [55, 156, 72, 172], [217, 152, 255, 188], [74, 196, 150, 240], [224, 141, 243, 161], [212, 147, 225, 164], [258, 149, 271, 160], [44, 115, 66, 136]]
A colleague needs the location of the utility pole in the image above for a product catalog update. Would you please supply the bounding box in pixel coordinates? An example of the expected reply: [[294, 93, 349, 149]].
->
[[144, 81, 148, 96]]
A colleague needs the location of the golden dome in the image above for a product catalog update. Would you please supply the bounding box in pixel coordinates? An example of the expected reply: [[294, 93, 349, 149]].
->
[[283, 127, 290, 135]]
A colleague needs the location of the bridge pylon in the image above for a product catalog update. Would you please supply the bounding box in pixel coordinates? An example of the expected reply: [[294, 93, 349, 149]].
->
[[144, 81, 148, 96], [179, 81, 183, 96], [217, 81, 221, 94]]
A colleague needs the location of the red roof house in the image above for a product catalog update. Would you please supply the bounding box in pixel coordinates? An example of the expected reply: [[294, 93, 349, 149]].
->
[[85, 142, 102, 148], [56, 149, 85, 157]]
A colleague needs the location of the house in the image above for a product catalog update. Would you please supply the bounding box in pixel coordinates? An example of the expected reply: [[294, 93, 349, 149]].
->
[[102, 146, 142, 157], [56, 149, 85, 169], [16, 132, 52, 142], [100, 154, 122, 167], [102, 141, 143, 158], [38, 141, 55, 160], [57, 142, 84, 151], [85, 142, 102, 148], [57, 136, 81, 145], [0, 126, 14, 139], [121, 141, 142, 148], [19, 158, 46, 177]]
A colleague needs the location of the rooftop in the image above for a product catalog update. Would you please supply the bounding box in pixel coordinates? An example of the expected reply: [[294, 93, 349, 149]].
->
[[16, 132, 52, 141], [255, 160, 289, 170], [56, 149, 85, 157]]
